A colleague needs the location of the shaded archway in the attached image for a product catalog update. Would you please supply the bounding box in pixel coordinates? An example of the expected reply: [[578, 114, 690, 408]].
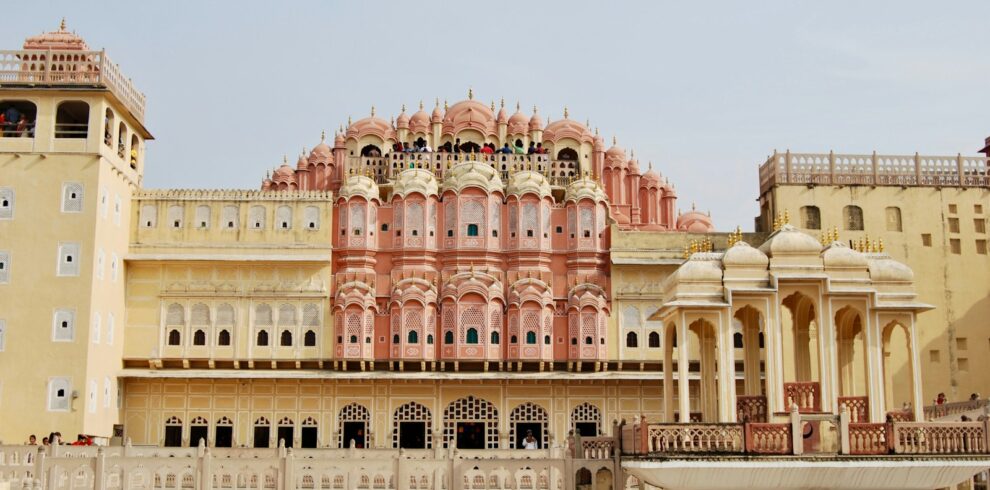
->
[[882, 321, 916, 417], [734, 305, 768, 422], [443, 396, 498, 449], [689, 319, 720, 422], [781, 292, 819, 382], [835, 306, 868, 398]]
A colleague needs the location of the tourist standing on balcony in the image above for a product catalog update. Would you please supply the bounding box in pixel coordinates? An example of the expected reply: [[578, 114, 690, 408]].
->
[[15, 114, 29, 137], [935, 392, 947, 405], [522, 430, 539, 449], [481, 143, 493, 155], [536, 142, 546, 154], [26, 434, 37, 445], [501, 143, 512, 154], [3, 106, 19, 136], [453, 138, 462, 153], [527, 141, 537, 154], [513, 141, 525, 154], [0, 112, 5, 138]]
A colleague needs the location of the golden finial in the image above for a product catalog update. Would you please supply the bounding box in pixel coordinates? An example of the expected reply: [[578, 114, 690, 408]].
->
[[689, 240, 698, 254], [773, 214, 780, 232], [490, 100, 495, 111], [60, 18, 67, 31], [832, 226, 839, 243], [444, 99, 449, 110], [370, 105, 376, 117], [783, 210, 790, 225], [468, 87, 474, 100], [500, 97, 505, 108], [683, 244, 690, 259], [563, 106, 569, 119], [419, 100, 424, 110], [878, 238, 884, 252]]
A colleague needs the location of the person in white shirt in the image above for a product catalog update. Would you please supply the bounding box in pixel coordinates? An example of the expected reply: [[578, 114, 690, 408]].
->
[[522, 430, 538, 449]]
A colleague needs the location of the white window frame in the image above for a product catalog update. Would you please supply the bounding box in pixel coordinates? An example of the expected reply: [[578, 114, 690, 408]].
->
[[52, 308, 76, 342], [92, 312, 101, 344], [61, 182, 84, 213], [0, 250, 9, 284], [56, 242, 81, 277], [0, 187, 13, 220], [47, 377, 71, 412]]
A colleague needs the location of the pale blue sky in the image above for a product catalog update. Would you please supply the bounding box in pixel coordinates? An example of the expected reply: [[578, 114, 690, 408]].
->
[[6, 1, 989, 230]]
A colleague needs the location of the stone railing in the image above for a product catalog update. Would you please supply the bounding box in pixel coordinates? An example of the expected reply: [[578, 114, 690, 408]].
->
[[758, 150, 990, 194], [349, 153, 585, 185], [736, 395, 768, 423], [886, 410, 915, 422], [0, 49, 146, 121], [847, 423, 890, 455], [644, 423, 746, 453], [744, 423, 793, 454], [924, 399, 990, 421], [890, 421, 989, 455], [838, 396, 869, 423], [0, 441, 612, 490], [783, 381, 822, 413]]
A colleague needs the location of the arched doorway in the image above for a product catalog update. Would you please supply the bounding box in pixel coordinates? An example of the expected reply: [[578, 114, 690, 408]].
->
[[882, 322, 915, 416], [337, 403, 370, 448], [690, 319, 720, 422], [835, 307, 869, 414], [571, 402, 601, 437], [734, 306, 768, 422], [509, 402, 549, 449], [443, 396, 499, 449], [393, 401, 432, 449]]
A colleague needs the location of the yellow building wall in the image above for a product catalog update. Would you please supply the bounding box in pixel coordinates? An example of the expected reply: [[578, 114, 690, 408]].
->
[[0, 89, 145, 443], [766, 184, 990, 405]]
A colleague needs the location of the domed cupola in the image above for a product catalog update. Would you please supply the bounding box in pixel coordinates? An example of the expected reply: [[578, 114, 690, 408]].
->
[[528, 106, 543, 131], [338, 172, 381, 202], [396, 104, 410, 129], [24, 19, 89, 50], [564, 174, 608, 203], [310, 131, 332, 161], [641, 162, 661, 187], [441, 90, 497, 136], [675, 206, 715, 233], [409, 100, 431, 134], [346, 106, 396, 141], [605, 137, 627, 169], [392, 168, 439, 199], [440, 160, 504, 195], [496, 98, 508, 124], [543, 107, 594, 144], [757, 223, 823, 257], [506, 170, 552, 200], [507, 102, 529, 135]]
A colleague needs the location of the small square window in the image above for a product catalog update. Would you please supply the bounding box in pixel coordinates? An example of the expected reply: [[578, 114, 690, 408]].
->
[[976, 204, 984, 214], [447, 230, 453, 237], [396, 230, 402, 237], [957, 337, 968, 350], [526, 230, 534, 237], [976, 219, 986, 234], [977, 240, 987, 255], [958, 357, 969, 371], [381, 224, 389, 232], [930, 349, 941, 362], [948, 204, 958, 214], [922, 234, 932, 247], [412, 230, 418, 236], [555, 226, 563, 233], [950, 238, 961, 254], [949, 218, 960, 233]]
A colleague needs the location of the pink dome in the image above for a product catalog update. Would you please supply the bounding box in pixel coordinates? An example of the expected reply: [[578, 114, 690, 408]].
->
[[431, 100, 443, 123], [627, 157, 640, 175], [273, 164, 297, 184], [496, 100, 508, 123], [593, 132, 604, 151], [395, 105, 410, 129], [677, 209, 714, 233], [543, 118, 594, 144], [508, 104, 529, 135], [334, 131, 345, 147], [442, 99, 496, 136], [605, 139, 627, 169], [24, 19, 89, 50], [311, 132, 332, 157], [641, 167, 661, 186], [409, 102, 431, 134], [528, 107, 543, 131], [296, 153, 309, 170], [346, 114, 396, 141]]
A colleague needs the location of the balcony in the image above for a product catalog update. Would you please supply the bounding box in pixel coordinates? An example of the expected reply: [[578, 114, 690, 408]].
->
[[0, 49, 146, 122], [350, 153, 580, 187], [758, 150, 990, 195]]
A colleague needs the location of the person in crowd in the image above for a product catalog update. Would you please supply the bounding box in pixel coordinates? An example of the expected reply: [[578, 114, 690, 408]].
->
[[42, 437, 50, 446], [536, 142, 546, 154], [3, 106, 20, 136], [501, 143, 512, 154], [527, 141, 537, 155], [70, 435, 93, 446], [453, 138, 462, 154], [0, 112, 6, 138], [513, 141, 525, 154], [421, 142, 432, 153], [47, 432, 59, 445], [970, 393, 980, 401], [26, 435, 37, 445], [16, 114, 29, 137], [481, 143, 494, 154], [104, 115, 112, 145], [522, 430, 539, 449], [392, 142, 402, 153], [935, 392, 947, 405]]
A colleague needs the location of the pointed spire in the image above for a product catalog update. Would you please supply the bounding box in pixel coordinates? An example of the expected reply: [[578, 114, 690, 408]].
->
[[490, 100, 495, 111], [419, 100, 424, 110], [283, 155, 288, 165], [500, 97, 505, 108], [320, 130, 326, 142], [595, 127, 599, 136], [612, 136, 617, 146], [60, 17, 67, 31], [401, 103, 406, 113], [370, 105, 375, 117], [648, 161, 653, 170], [444, 99, 449, 110], [563, 106, 569, 119], [516, 101, 521, 111], [468, 87, 474, 100], [348, 115, 352, 126]]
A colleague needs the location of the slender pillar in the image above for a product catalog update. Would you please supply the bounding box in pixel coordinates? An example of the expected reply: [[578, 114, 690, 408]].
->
[[663, 326, 675, 422], [678, 321, 691, 422]]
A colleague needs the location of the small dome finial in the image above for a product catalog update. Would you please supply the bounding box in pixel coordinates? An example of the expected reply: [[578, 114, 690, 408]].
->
[[419, 100, 424, 110], [400, 103, 406, 113], [563, 106, 569, 119], [691, 201, 696, 211], [612, 135, 617, 146], [649, 161, 653, 170], [320, 130, 326, 142], [283, 155, 288, 165], [500, 97, 505, 108], [468, 87, 474, 99], [516, 101, 520, 111], [490, 99, 495, 111], [444, 99, 449, 110], [595, 127, 599, 136], [60, 18, 67, 31], [370, 105, 375, 117], [347, 115, 352, 126]]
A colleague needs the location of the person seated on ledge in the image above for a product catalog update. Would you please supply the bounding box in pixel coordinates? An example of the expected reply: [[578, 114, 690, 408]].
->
[[481, 143, 494, 154], [536, 142, 546, 154], [527, 141, 537, 154]]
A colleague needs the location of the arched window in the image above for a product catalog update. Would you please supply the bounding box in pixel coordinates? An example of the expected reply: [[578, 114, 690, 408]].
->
[[167, 329, 181, 346], [844, 205, 864, 230], [525, 331, 537, 344], [466, 223, 479, 236], [218, 329, 231, 346], [511, 335, 518, 344], [491, 331, 500, 344], [626, 331, 638, 348], [280, 330, 292, 346], [130, 134, 139, 169], [393, 334, 400, 344], [544, 335, 551, 345], [193, 330, 206, 346], [360, 144, 382, 157], [257, 330, 269, 346], [466, 328, 479, 344], [407, 330, 419, 344], [0, 100, 37, 138], [733, 332, 744, 348], [55, 101, 89, 138], [800, 205, 821, 230], [349, 335, 358, 343], [116, 122, 127, 158], [571, 337, 577, 345], [556, 148, 578, 161], [886, 206, 902, 232], [584, 336, 593, 345], [427, 334, 434, 345], [103, 108, 115, 147], [444, 331, 454, 344], [648, 331, 661, 348], [304, 330, 316, 346]]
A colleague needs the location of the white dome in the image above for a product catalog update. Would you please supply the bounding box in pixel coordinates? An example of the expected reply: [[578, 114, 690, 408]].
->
[[506, 170, 552, 199], [868, 254, 915, 282], [758, 224, 823, 257], [822, 242, 869, 268], [392, 169, 439, 199], [722, 241, 769, 268], [564, 175, 608, 203], [440, 161, 504, 194], [338, 174, 380, 202]]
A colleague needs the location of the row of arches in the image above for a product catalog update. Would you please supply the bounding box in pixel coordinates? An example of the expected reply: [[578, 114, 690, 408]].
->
[[141, 203, 322, 231], [159, 399, 603, 450], [799, 204, 903, 232]]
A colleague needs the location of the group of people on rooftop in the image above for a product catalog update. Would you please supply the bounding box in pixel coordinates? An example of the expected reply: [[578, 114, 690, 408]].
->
[[388, 139, 550, 155], [24, 432, 94, 447], [0, 106, 33, 137]]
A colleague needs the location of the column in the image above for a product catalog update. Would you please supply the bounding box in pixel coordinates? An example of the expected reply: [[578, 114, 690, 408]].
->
[[677, 321, 690, 423], [663, 327, 674, 422], [719, 315, 737, 422], [908, 320, 924, 422]]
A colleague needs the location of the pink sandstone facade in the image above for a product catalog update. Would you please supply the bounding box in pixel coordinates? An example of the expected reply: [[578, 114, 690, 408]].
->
[[259, 97, 714, 366]]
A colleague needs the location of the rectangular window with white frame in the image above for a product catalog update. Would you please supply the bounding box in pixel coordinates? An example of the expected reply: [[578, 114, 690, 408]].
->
[[52, 309, 75, 342], [61, 182, 84, 213], [0, 187, 13, 220], [100, 187, 108, 219], [92, 312, 101, 344], [0, 319, 6, 352], [97, 248, 105, 280], [57, 242, 81, 277], [103, 377, 111, 408], [114, 195, 122, 226], [48, 377, 71, 412], [0, 250, 9, 284], [111, 253, 119, 282]]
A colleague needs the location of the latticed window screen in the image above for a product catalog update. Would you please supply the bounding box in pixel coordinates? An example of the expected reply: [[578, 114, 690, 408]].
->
[[394, 203, 404, 232], [444, 201, 455, 234], [304, 206, 320, 229], [580, 207, 594, 233], [462, 200, 485, 235], [490, 310, 501, 336], [195, 205, 211, 228], [166, 304, 184, 325], [392, 401, 433, 448], [459, 306, 484, 342], [509, 402, 549, 449], [276, 205, 293, 229], [522, 203, 537, 233], [255, 304, 273, 326], [596, 206, 606, 234], [407, 203, 423, 235], [191, 304, 210, 326], [345, 313, 362, 339], [509, 206, 518, 231], [278, 304, 296, 326], [542, 204, 550, 234], [570, 402, 602, 436], [350, 204, 366, 234], [62, 183, 84, 212], [404, 308, 423, 339], [490, 201, 500, 231], [249, 205, 266, 228], [302, 304, 320, 327], [568, 207, 576, 234], [217, 304, 235, 326], [442, 396, 499, 449], [222, 205, 238, 228], [522, 311, 540, 341], [338, 403, 370, 448]]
